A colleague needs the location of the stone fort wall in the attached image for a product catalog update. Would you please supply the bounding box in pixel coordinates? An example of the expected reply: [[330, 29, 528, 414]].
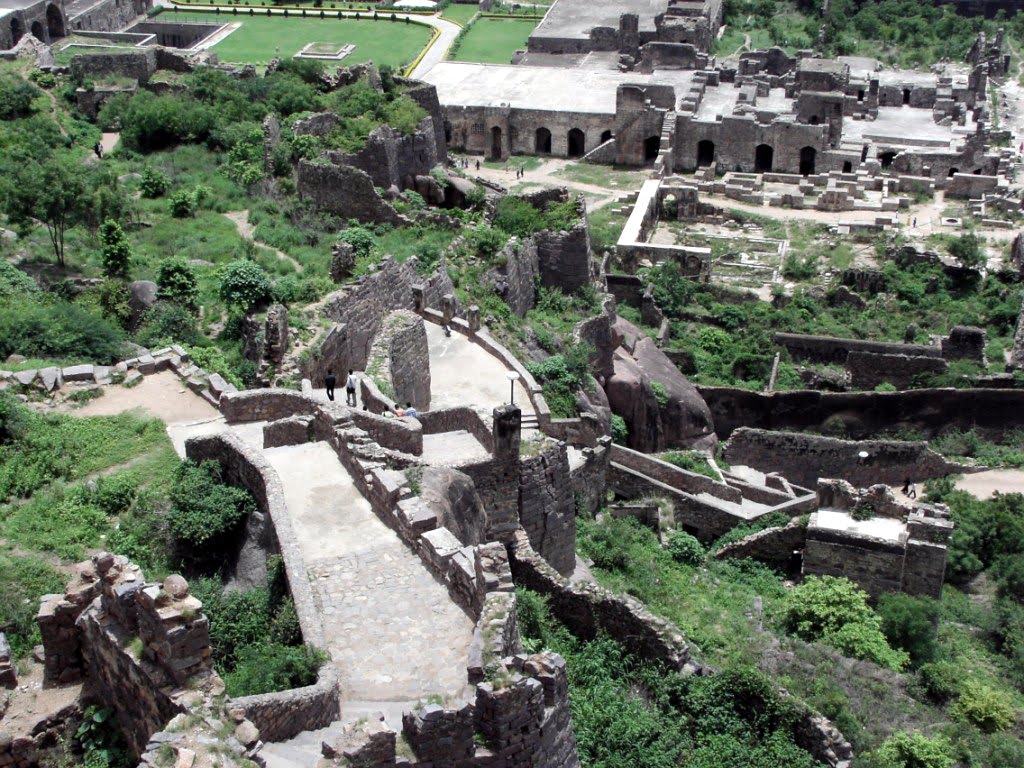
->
[[699, 385, 1024, 440], [724, 428, 970, 489]]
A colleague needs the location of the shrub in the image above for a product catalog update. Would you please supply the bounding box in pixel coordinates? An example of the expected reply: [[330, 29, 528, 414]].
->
[[223, 643, 328, 697], [99, 219, 132, 280], [219, 259, 273, 312], [876, 593, 939, 667], [0, 262, 37, 299], [950, 681, 1017, 732], [136, 302, 199, 348], [948, 233, 984, 268], [140, 167, 171, 198], [156, 257, 199, 311], [661, 450, 718, 479], [610, 414, 627, 445], [167, 460, 254, 559], [0, 300, 126, 364], [665, 530, 704, 565], [169, 188, 197, 218], [0, 553, 65, 658], [916, 661, 961, 703], [872, 731, 955, 768], [780, 576, 907, 670], [0, 75, 40, 120]]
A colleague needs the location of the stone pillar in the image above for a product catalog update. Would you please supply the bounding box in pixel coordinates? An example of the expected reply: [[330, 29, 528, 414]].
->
[[412, 284, 425, 313], [442, 293, 456, 325], [37, 560, 103, 684], [330, 242, 355, 283], [264, 304, 289, 364], [467, 305, 481, 334], [493, 404, 522, 463]]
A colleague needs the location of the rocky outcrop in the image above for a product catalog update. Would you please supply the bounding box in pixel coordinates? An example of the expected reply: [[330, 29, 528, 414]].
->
[[421, 467, 487, 546], [605, 318, 715, 452], [128, 280, 158, 331], [365, 310, 430, 411]]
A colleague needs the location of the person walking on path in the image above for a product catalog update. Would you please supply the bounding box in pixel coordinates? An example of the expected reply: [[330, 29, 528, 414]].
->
[[325, 369, 337, 402], [345, 369, 358, 407]]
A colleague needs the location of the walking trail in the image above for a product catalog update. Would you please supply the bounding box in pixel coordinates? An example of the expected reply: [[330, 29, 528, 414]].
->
[[223, 210, 303, 273]]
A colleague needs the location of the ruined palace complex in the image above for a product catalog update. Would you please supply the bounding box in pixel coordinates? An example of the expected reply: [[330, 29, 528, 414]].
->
[[7, 0, 1024, 763]]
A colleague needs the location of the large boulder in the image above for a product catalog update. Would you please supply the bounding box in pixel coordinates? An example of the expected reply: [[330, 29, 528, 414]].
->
[[128, 280, 158, 331], [604, 318, 715, 452], [420, 467, 487, 546]]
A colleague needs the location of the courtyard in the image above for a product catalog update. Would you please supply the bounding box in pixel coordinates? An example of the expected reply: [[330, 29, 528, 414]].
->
[[161, 9, 433, 66]]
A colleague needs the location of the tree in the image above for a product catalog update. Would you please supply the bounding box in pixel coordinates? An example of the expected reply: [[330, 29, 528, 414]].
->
[[948, 233, 984, 268], [876, 592, 939, 667], [157, 256, 199, 311], [99, 219, 132, 280], [3, 155, 90, 267], [219, 259, 272, 313]]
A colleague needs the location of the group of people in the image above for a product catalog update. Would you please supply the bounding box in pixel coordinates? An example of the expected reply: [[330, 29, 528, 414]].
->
[[323, 368, 418, 418]]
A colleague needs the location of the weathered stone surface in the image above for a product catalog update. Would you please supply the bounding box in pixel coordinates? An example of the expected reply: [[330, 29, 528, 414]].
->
[[129, 280, 159, 330], [605, 318, 715, 452], [62, 364, 95, 382], [420, 467, 487, 545], [38, 367, 61, 392], [13, 369, 36, 386], [365, 310, 430, 411]]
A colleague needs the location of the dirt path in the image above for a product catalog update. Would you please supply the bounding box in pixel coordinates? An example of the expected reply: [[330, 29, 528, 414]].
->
[[224, 210, 303, 273], [462, 156, 633, 210], [955, 469, 1024, 500]]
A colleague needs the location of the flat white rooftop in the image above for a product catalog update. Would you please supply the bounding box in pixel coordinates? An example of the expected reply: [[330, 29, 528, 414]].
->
[[842, 106, 967, 148], [424, 62, 695, 114], [812, 509, 905, 543], [530, 0, 666, 40]]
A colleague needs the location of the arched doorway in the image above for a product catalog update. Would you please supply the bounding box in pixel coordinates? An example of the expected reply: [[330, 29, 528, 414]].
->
[[535, 127, 551, 154], [490, 127, 502, 160], [948, 167, 959, 177], [45, 3, 64, 39], [902, 88, 911, 105], [643, 135, 660, 161], [842, 161, 852, 173], [10, 17, 23, 45], [696, 140, 715, 167], [567, 128, 585, 157], [809, 115, 820, 125], [754, 144, 773, 173], [30, 20, 45, 41], [878, 151, 896, 169], [600, 129, 612, 143], [799, 146, 816, 176]]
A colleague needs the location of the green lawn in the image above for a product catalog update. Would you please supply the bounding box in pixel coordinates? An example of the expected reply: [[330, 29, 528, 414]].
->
[[450, 18, 537, 63], [157, 10, 432, 66], [439, 2, 478, 25]]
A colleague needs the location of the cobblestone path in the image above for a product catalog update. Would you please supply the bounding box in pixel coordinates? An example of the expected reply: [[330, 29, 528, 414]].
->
[[262, 441, 474, 702]]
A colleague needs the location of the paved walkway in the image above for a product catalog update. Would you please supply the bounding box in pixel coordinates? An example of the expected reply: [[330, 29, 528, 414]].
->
[[262, 441, 474, 702]]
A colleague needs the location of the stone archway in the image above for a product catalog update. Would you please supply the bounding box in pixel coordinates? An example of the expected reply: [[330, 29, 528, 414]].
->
[[799, 146, 816, 176], [10, 17, 24, 46], [490, 126, 502, 160], [30, 20, 45, 42], [535, 127, 551, 154], [754, 143, 773, 173], [643, 135, 660, 161], [878, 151, 896, 169], [46, 3, 65, 39], [696, 139, 715, 167], [600, 129, 612, 143], [567, 128, 585, 157]]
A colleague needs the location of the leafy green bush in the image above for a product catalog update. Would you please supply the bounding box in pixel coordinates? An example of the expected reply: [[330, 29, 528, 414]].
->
[[780, 576, 907, 671], [948, 233, 984, 268], [876, 593, 938, 668], [870, 731, 955, 768], [167, 460, 254, 560], [139, 166, 171, 198], [916, 662, 961, 703], [0, 299, 126, 364], [0, 262, 37, 299], [710, 511, 792, 552], [99, 219, 133, 280], [219, 259, 273, 312], [950, 681, 1017, 732], [3, 482, 111, 560], [169, 188, 197, 218], [156, 257, 199, 311], [492, 196, 579, 239], [610, 414, 627, 445], [665, 530, 704, 565], [336, 225, 376, 260], [525, 343, 591, 419], [0, 75, 40, 120], [136, 302, 199, 348], [223, 643, 328, 697]]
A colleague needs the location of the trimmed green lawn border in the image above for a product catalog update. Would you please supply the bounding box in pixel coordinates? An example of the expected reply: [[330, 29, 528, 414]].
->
[[450, 17, 537, 63], [156, 9, 432, 66]]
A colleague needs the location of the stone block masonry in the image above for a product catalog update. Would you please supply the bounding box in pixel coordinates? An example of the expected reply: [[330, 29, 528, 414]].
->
[[519, 441, 577, 576], [724, 428, 971, 489], [296, 160, 404, 225], [365, 309, 431, 410]]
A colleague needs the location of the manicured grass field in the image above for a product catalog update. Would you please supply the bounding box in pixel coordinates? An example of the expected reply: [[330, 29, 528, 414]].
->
[[450, 18, 537, 63], [439, 2, 478, 25], [158, 10, 432, 66]]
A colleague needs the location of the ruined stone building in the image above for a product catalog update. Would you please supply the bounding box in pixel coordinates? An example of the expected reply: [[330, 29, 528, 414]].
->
[[0, 0, 152, 50]]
